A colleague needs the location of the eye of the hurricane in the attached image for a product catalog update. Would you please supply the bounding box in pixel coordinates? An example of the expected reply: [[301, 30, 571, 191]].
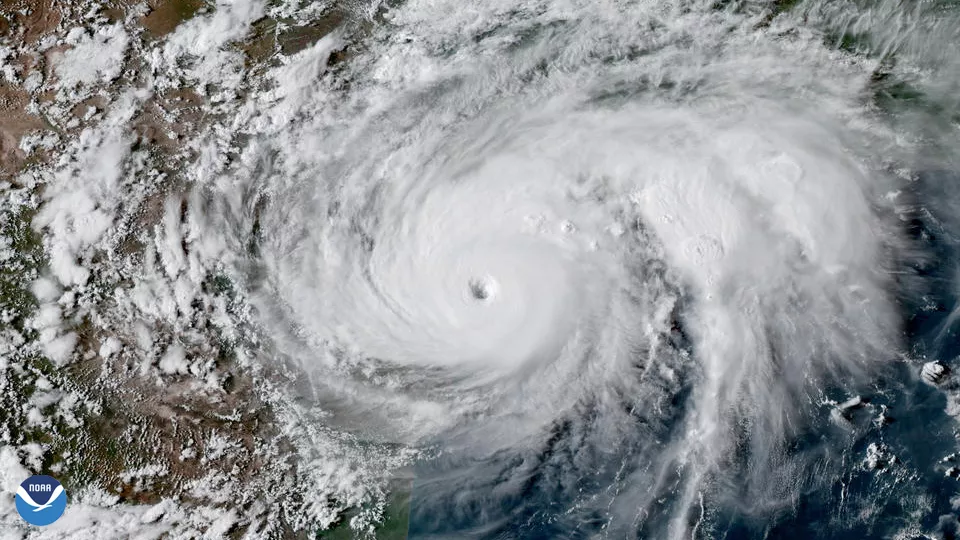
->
[[468, 276, 497, 303]]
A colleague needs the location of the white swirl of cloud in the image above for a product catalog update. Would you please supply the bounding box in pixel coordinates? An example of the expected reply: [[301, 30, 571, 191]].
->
[[203, 0, 925, 535]]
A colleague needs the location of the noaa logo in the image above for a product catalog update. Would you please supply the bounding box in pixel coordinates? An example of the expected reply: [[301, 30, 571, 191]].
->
[[15, 475, 67, 526]]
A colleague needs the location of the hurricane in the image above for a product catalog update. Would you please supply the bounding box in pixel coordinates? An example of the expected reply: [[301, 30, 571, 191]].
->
[[180, 0, 960, 537]]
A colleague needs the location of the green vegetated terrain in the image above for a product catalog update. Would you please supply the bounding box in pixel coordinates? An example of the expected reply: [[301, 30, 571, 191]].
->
[[0, 0, 414, 536]]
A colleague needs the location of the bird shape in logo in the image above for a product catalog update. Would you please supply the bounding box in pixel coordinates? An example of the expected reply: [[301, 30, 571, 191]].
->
[[16, 485, 64, 512]]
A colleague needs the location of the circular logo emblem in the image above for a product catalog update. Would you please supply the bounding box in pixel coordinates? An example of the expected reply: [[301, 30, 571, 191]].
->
[[15, 475, 67, 526]]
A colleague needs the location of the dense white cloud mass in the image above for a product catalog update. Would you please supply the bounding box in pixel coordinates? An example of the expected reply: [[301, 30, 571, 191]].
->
[[192, 0, 955, 537]]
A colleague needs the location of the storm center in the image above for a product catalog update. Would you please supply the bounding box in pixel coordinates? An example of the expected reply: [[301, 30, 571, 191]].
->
[[468, 276, 497, 302]]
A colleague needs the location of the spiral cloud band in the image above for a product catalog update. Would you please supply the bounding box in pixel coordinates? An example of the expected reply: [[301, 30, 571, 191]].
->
[[200, 0, 940, 536]]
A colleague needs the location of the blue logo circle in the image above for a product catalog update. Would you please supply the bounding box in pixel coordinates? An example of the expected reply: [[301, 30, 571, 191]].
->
[[15, 475, 67, 526]]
